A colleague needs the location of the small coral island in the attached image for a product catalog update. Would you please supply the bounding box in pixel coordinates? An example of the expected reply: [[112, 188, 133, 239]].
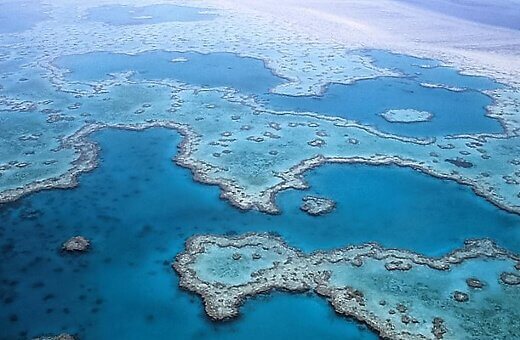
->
[[174, 233, 520, 339], [61, 236, 90, 253], [381, 109, 433, 123]]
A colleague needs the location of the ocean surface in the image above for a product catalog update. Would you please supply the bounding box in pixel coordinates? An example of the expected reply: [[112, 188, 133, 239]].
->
[[55, 51, 284, 95], [1, 128, 518, 339], [398, 0, 520, 30]]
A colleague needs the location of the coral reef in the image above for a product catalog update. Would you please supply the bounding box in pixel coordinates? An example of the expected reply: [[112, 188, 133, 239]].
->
[[62, 236, 90, 253], [174, 233, 520, 339], [33, 333, 75, 340]]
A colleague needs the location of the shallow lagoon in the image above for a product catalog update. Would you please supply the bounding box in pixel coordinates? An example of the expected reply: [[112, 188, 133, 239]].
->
[[55, 51, 284, 95], [261, 50, 504, 137], [262, 77, 501, 137], [0, 128, 519, 338], [55, 49, 504, 137]]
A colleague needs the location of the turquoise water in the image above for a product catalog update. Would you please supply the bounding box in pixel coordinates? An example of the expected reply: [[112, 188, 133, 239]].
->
[[0, 128, 518, 338], [0, 0, 49, 33], [87, 4, 217, 25], [55, 51, 284, 95], [397, 0, 520, 30], [261, 77, 501, 137], [55, 50, 504, 137]]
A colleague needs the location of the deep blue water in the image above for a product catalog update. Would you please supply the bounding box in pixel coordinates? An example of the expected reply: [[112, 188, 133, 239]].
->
[[0, 0, 49, 33], [87, 4, 217, 25], [55, 50, 504, 137], [397, 0, 520, 30], [0, 128, 518, 338]]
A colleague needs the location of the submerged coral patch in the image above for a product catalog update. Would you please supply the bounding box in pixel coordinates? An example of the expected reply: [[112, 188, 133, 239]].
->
[[0, 0, 49, 33], [381, 109, 433, 123], [61, 236, 90, 253], [299, 196, 336, 216]]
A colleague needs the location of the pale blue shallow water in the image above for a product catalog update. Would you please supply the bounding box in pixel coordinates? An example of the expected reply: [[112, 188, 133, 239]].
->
[[0, 128, 518, 339], [55, 51, 284, 95], [397, 0, 520, 30], [0, 0, 49, 33], [260, 50, 504, 137], [87, 4, 217, 25], [55, 50, 504, 137]]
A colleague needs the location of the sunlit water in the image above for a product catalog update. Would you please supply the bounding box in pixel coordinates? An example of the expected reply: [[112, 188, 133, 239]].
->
[[1, 9, 518, 337], [397, 0, 520, 30], [1, 128, 518, 338]]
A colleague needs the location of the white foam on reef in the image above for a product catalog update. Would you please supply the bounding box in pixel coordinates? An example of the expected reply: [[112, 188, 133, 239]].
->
[[209, 0, 520, 88]]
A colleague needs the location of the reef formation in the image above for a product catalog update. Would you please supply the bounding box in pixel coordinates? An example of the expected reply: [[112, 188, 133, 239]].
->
[[61, 236, 90, 253], [33, 334, 75, 340], [174, 233, 520, 339], [1, 0, 520, 218]]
